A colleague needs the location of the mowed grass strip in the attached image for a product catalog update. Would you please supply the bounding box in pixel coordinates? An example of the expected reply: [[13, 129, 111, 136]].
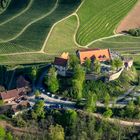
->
[[44, 15, 78, 54], [0, 0, 56, 41], [0, 53, 54, 65], [0, 0, 30, 24], [89, 35, 140, 54], [76, 0, 137, 46]]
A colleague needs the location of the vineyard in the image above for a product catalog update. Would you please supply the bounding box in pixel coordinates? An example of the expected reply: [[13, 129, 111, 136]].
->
[[76, 0, 137, 46], [0, 0, 80, 54], [0, 0, 139, 64]]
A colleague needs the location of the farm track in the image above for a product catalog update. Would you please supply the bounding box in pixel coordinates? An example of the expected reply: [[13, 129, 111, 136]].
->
[[0, 0, 34, 26], [0, 0, 58, 43], [0, 0, 139, 64], [41, 0, 85, 52]]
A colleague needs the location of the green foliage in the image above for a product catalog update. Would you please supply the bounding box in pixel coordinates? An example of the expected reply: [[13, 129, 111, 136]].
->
[[128, 28, 140, 37], [32, 100, 45, 120], [35, 90, 41, 98], [6, 132, 13, 140], [69, 55, 80, 69], [104, 93, 110, 109], [48, 124, 64, 140], [103, 108, 113, 118], [45, 67, 59, 93], [71, 65, 85, 99], [0, 125, 5, 139], [12, 115, 26, 127], [63, 109, 77, 127], [93, 59, 101, 74], [111, 58, 123, 70], [0, 100, 4, 106], [84, 58, 91, 73], [71, 79, 82, 99], [73, 64, 85, 83], [85, 91, 97, 112], [30, 66, 37, 82]]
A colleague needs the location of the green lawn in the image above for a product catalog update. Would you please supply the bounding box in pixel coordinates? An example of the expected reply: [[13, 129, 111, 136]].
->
[[76, 0, 137, 46], [44, 15, 78, 55]]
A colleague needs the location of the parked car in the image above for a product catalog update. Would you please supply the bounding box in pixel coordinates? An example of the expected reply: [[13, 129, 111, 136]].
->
[[60, 97, 67, 101], [54, 95, 59, 99]]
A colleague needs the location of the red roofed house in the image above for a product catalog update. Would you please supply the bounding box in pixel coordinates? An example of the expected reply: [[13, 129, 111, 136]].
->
[[54, 52, 69, 76], [0, 87, 27, 103], [76, 48, 111, 64]]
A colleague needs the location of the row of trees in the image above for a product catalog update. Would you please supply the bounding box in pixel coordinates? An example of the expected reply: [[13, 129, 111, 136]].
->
[[128, 28, 140, 37]]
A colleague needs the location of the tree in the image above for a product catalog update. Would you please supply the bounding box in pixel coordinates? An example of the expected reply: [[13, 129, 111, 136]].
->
[[104, 93, 110, 109], [125, 101, 135, 118], [71, 65, 85, 99], [85, 91, 97, 112], [69, 55, 80, 69], [48, 124, 64, 140], [103, 108, 113, 118], [0, 100, 3, 106], [64, 109, 77, 127], [32, 100, 45, 120], [35, 90, 41, 98], [111, 58, 123, 70], [73, 64, 85, 83], [84, 58, 91, 73], [71, 80, 82, 99], [30, 66, 37, 82], [93, 59, 101, 74], [44, 67, 59, 93], [6, 132, 13, 140], [0, 126, 5, 140]]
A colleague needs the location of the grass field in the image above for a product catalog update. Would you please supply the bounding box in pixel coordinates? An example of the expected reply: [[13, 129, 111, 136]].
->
[[89, 35, 140, 54], [76, 0, 137, 46], [44, 15, 78, 54], [0, 53, 53, 64]]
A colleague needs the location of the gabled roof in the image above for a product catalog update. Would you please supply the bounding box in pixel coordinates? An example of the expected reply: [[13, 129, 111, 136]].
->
[[77, 48, 111, 63], [0, 87, 26, 100], [54, 57, 68, 67]]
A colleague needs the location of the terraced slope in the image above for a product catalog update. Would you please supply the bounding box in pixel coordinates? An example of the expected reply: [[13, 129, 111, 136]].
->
[[0, 0, 81, 54], [76, 0, 137, 46], [0, 0, 30, 25], [89, 35, 140, 55], [0, 0, 56, 41]]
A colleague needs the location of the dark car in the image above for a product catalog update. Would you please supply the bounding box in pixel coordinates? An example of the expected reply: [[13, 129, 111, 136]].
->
[[54, 95, 59, 99], [60, 97, 67, 101]]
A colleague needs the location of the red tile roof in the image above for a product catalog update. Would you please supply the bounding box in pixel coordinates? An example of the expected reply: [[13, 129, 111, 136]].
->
[[54, 57, 68, 67], [0, 87, 26, 101], [77, 48, 111, 64]]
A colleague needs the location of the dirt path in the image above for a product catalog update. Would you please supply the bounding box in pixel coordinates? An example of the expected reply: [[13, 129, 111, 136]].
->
[[116, 0, 140, 33]]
